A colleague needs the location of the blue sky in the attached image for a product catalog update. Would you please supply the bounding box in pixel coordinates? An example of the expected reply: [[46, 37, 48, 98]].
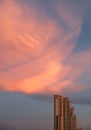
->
[[0, 0, 91, 130]]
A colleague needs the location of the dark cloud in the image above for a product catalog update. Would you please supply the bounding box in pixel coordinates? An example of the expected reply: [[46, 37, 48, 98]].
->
[[28, 93, 53, 103], [28, 94, 91, 106], [72, 98, 91, 106]]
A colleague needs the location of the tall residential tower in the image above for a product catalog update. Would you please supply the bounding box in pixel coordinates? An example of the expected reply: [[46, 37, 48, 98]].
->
[[54, 95, 81, 130]]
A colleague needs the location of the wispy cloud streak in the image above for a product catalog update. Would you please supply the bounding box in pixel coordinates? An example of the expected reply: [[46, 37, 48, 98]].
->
[[0, 0, 91, 95]]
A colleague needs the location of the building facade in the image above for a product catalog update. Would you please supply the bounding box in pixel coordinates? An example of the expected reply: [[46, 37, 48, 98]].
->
[[54, 95, 81, 130]]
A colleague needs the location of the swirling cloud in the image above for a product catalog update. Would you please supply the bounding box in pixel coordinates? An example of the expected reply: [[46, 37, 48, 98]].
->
[[0, 0, 91, 95]]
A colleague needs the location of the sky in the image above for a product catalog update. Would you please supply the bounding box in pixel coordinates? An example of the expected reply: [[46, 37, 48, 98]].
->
[[0, 0, 91, 130]]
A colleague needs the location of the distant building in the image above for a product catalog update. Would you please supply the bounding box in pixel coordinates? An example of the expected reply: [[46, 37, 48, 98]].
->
[[54, 95, 82, 130], [77, 128, 83, 130]]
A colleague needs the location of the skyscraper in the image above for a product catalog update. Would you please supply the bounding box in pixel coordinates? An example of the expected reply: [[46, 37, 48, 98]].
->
[[54, 95, 81, 130]]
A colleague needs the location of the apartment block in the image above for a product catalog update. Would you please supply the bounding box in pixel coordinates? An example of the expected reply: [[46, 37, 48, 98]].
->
[[54, 95, 82, 130]]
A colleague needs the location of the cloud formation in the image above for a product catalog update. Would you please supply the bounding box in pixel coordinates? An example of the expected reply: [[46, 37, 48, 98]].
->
[[0, 0, 91, 95], [72, 98, 91, 106]]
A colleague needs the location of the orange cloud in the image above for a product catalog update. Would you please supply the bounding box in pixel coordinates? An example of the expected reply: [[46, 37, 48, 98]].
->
[[0, 0, 91, 95]]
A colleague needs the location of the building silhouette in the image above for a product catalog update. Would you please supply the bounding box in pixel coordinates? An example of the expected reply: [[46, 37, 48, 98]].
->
[[54, 95, 82, 130]]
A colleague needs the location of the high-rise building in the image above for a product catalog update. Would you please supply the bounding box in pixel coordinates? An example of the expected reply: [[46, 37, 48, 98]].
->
[[54, 95, 81, 130]]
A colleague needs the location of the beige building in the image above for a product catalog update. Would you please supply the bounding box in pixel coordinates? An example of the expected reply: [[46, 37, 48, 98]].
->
[[54, 95, 82, 130]]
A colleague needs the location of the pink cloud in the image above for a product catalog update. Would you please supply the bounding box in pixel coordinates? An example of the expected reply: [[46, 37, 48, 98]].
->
[[0, 0, 91, 95]]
